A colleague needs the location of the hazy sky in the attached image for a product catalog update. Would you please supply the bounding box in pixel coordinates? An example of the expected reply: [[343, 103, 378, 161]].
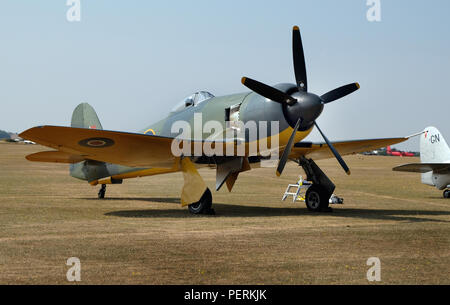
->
[[1, 0, 449, 151]]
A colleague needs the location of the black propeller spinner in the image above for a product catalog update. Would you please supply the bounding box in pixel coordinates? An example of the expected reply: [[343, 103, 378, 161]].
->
[[241, 26, 360, 177]]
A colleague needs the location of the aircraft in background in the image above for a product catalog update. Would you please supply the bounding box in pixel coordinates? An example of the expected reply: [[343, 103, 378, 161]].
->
[[20, 26, 410, 214], [393, 126, 450, 198], [386, 146, 415, 157]]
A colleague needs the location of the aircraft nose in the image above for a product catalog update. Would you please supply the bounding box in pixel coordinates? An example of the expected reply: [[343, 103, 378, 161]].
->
[[285, 92, 324, 129]]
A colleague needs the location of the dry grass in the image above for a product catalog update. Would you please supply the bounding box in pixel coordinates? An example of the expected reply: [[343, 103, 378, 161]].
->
[[0, 143, 449, 284]]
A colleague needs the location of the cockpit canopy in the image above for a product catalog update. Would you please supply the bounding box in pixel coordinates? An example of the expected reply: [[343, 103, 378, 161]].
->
[[171, 91, 215, 113]]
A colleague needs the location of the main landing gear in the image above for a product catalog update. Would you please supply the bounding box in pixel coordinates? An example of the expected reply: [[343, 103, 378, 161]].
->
[[188, 188, 215, 215], [305, 185, 332, 212], [443, 190, 450, 199], [298, 157, 336, 212], [98, 184, 106, 199]]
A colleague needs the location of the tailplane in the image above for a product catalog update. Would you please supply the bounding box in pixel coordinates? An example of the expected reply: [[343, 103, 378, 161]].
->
[[420, 126, 450, 163], [71, 103, 103, 130]]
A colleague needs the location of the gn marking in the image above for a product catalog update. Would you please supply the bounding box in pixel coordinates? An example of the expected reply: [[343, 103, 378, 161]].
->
[[430, 134, 440, 144]]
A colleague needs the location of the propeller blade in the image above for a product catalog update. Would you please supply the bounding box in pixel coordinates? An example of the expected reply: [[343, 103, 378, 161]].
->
[[241, 77, 297, 105], [292, 26, 307, 91], [314, 122, 351, 175], [276, 118, 302, 177], [320, 83, 360, 104]]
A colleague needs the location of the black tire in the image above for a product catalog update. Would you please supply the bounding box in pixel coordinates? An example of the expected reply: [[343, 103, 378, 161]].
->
[[188, 188, 213, 214], [305, 185, 330, 212], [444, 190, 450, 199]]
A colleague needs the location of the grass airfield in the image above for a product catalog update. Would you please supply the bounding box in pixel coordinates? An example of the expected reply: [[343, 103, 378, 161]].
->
[[0, 142, 449, 284]]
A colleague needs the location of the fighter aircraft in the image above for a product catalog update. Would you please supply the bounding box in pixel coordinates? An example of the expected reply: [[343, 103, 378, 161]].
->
[[393, 126, 450, 198], [20, 26, 409, 214]]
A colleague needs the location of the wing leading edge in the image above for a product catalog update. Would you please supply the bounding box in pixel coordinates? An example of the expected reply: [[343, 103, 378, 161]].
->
[[21, 126, 411, 169], [289, 137, 409, 161]]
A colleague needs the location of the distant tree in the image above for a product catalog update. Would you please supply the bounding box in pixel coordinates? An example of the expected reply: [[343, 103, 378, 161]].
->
[[0, 130, 11, 139]]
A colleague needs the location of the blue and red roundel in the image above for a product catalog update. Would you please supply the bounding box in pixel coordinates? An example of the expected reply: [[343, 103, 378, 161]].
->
[[78, 137, 115, 148]]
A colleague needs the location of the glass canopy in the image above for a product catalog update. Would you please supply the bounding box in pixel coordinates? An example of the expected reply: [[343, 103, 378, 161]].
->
[[171, 91, 215, 112]]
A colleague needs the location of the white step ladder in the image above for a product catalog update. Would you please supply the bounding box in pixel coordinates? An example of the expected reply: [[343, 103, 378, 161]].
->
[[281, 176, 311, 203], [281, 176, 345, 204]]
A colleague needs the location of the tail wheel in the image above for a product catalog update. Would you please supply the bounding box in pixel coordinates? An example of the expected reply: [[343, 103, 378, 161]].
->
[[98, 184, 106, 199], [188, 188, 214, 215], [305, 185, 330, 212]]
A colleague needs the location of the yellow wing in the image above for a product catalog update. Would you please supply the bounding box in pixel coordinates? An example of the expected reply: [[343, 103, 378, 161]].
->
[[289, 137, 409, 160], [20, 125, 176, 167], [26, 150, 85, 163]]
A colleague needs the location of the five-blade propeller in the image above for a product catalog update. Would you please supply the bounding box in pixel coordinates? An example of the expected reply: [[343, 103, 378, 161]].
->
[[241, 26, 360, 176]]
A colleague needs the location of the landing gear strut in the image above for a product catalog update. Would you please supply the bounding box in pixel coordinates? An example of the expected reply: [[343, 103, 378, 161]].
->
[[98, 184, 106, 199], [443, 190, 450, 199], [188, 188, 215, 215], [298, 157, 335, 212]]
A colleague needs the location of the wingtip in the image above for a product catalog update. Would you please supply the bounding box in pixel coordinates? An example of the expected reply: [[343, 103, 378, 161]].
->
[[293, 25, 299, 31], [241, 77, 246, 85], [19, 125, 46, 141], [355, 83, 360, 89]]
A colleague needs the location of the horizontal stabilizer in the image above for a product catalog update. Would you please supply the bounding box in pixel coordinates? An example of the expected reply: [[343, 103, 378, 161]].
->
[[393, 163, 450, 173], [26, 151, 85, 163]]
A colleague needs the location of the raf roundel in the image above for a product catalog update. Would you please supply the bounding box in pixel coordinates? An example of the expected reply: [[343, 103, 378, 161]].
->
[[78, 137, 115, 148]]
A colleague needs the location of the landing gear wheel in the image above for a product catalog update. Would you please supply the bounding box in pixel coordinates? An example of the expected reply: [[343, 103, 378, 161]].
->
[[305, 185, 331, 212], [98, 184, 106, 199], [188, 188, 214, 215], [443, 190, 450, 199]]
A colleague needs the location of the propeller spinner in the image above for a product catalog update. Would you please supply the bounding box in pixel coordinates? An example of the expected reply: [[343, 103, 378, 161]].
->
[[241, 26, 359, 176]]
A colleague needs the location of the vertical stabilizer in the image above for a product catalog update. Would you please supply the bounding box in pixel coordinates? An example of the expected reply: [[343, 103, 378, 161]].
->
[[71, 103, 103, 130], [420, 126, 450, 163]]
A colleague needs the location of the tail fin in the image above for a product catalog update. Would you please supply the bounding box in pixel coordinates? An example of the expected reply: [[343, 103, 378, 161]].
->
[[70, 103, 104, 181], [71, 103, 103, 130], [420, 126, 450, 163]]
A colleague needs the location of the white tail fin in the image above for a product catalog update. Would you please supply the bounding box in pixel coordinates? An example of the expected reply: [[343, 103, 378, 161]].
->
[[420, 126, 450, 163]]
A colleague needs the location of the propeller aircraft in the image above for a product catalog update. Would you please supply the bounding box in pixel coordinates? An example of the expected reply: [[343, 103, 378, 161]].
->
[[20, 26, 410, 214]]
